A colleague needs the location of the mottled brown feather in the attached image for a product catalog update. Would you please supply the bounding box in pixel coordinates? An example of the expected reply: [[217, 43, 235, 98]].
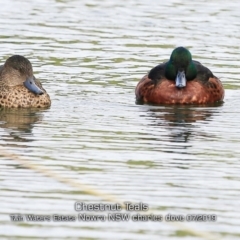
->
[[0, 56, 51, 108]]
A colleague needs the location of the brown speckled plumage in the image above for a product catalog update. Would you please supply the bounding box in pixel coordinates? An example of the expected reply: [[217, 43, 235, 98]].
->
[[0, 55, 51, 108]]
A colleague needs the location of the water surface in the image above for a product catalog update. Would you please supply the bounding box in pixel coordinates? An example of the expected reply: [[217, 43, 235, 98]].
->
[[0, 0, 240, 239]]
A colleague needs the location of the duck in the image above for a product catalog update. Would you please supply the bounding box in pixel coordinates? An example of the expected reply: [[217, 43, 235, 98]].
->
[[135, 47, 224, 104], [0, 55, 51, 108]]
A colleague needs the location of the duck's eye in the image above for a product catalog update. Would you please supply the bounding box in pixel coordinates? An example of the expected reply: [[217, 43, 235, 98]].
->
[[15, 66, 23, 72]]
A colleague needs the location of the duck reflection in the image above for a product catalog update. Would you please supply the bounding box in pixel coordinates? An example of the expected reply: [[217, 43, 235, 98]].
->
[[144, 103, 223, 144], [0, 108, 45, 145]]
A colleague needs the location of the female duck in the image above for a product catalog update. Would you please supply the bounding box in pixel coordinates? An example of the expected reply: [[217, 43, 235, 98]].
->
[[0, 55, 51, 108], [135, 47, 224, 104]]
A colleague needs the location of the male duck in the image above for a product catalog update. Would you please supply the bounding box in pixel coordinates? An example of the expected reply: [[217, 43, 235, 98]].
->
[[135, 47, 224, 104], [0, 55, 51, 108]]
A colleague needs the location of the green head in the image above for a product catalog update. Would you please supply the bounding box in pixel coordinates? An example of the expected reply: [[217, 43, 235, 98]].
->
[[165, 47, 197, 88]]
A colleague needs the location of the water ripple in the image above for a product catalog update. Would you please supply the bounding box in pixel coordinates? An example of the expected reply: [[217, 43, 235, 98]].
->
[[0, 0, 240, 239]]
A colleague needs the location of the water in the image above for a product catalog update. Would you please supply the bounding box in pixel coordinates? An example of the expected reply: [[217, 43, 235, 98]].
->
[[0, 0, 240, 239]]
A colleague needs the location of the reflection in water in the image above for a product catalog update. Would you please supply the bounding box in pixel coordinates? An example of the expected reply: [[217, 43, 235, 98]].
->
[[0, 108, 44, 145], [143, 103, 223, 144]]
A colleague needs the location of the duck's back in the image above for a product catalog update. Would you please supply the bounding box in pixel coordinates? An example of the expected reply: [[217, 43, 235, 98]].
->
[[0, 69, 51, 108], [0, 85, 51, 108]]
